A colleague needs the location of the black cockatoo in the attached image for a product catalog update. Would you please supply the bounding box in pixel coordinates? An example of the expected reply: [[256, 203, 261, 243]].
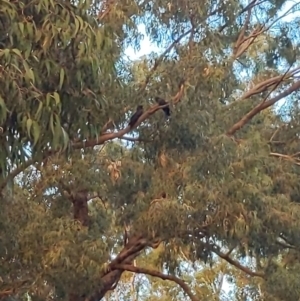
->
[[128, 105, 143, 128], [155, 97, 170, 117]]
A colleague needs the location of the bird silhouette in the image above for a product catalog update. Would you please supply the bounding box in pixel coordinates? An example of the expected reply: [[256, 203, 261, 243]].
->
[[128, 105, 143, 128], [155, 97, 170, 117]]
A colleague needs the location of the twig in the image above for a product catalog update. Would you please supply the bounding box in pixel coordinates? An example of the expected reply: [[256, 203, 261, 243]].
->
[[139, 30, 192, 92], [233, 2, 253, 57], [260, 64, 295, 104], [98, 0, 115, 21], [119, 136, 150, 143], [218, 0, 267, 33], [269, 152, 300, 166], [269, 126, 282, 143]]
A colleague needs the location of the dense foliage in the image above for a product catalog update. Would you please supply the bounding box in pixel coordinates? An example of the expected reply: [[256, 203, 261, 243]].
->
[[1, 0, 300, 300]]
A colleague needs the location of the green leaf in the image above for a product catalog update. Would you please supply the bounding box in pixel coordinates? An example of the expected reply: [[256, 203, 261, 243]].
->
[[49, 113, 54, 134], [11, 63, 22, 74], [23, 61, 35, 83], [53, 92, 60, 106], [26, 118, 33, 139], [95, 30, 103, 50], [76, 16, 84, 31], [52, 114, 62, 150], [46, 93, 51, 107], [45, 60, 51, 75], [61, 127, 70, 151], [35, 101, 43, 120], [74, 17, 80, 36], [25, 22, 34, 39], [49, 0, 55, 9], [31, 121, 41, 147], [11, 48, 22, 58], [18, 22, 24, 35], [24, 44, 32, 59], [3, 49, 10, 61], [0, 95, 7, 124], [59, 68, 65, 90]]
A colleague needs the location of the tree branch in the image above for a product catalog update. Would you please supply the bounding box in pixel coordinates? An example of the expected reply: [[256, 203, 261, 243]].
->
[[69, 83, 184, 149], [97, 0, 115, 21], [213, 249, 265, 278], [85, 235, 149, 301], [269, 152, 300, 166], [0, 84, 185, 190], [227, 80, 300, 135], [119, 136, 151, 143], [218, 0, 267, 33], [113, 264, 199, 301], [0, 150, 53, 191], [139, 30, 192, 92]]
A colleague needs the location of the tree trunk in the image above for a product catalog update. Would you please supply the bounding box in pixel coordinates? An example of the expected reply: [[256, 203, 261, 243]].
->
[[68, 190, 90, 301], [85, 235, 147, 300], [71, 190, 89, 227], [68, 188, 148, 300], [66, 235, 147, 301]]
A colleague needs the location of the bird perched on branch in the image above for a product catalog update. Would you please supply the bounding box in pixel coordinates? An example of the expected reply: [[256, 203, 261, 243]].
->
[[128, 105, 143, 128], [155, 97, 170, 117]]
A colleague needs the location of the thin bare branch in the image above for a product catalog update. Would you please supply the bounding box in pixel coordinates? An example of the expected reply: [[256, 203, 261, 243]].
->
[[113, 264, 199, 301], [260, 64, 295, 104], [139, 30, 192, 92], [265, 2, 300, 32], [119, 136, 151, 143], [269, 126, 283, 143], [227, 80, 300, 135], [234, 25, 264, 58], [269, 152, 300, 166], [227, 66, 300, 108], [98, 0, 114, 21], [213, 249, 265, 278], [234, 1, 254, 55], [219, 0, 267, 33]]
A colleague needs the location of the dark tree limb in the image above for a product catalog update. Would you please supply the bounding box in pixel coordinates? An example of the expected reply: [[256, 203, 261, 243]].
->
[[213, 249, 265, 278], [70, 189, 89, 227], [84, 235, 149, 301], [113, 264, 199, 301]]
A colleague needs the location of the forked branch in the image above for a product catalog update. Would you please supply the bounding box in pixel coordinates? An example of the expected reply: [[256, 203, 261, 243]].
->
[[113, 263, 199, 301], [239, 66, 300, 101], [213, 249, 265, 278], [227, 80, 300, 135]]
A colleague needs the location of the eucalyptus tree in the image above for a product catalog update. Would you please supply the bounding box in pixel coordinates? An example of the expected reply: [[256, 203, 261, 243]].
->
[[1, 0, 300, 301]]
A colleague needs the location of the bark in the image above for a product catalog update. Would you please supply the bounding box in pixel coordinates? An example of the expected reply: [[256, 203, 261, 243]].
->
[[67, 235, 148, 301], [83, 235, 148, 301], [68, 190, 90, 301], [71, 189, 89, 227], [114, 264, 199, 301]]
